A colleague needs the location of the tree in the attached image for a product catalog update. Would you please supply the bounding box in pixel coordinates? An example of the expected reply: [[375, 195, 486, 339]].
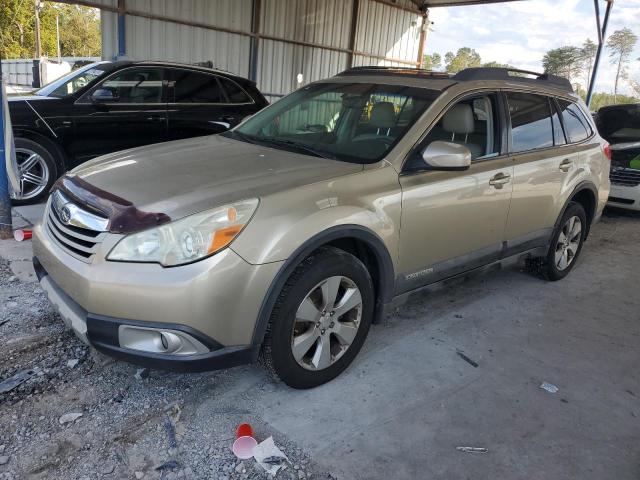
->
[[542, 46, 583, 81], [0, 0, 100, 59], [57, 5, 101, 57], [422, 53, 441, 71], [581, 38, 597, 91], [607, 28, 638, 102], [444, 47, 481, 73]]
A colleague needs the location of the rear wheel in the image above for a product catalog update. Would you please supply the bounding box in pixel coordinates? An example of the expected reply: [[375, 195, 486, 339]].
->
[[12, 138, 59, 205], [541, 202, 587, 281], [260, 246, 375, 389]]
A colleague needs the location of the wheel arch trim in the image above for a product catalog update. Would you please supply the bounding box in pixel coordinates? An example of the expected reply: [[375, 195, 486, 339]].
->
[[249, 225, 395, 352], [557, 180, 599, 237]]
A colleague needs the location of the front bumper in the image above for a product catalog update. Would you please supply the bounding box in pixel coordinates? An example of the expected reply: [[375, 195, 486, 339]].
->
[[608, 184, 640, 211], [35, 258, 259, 372], [32, 220, 283, 372]]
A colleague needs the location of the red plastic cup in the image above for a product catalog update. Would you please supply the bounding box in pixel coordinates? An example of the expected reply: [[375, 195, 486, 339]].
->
[[14, 229, 32, 242], [236, 423, 253, 439], [232, 423, 257, 459]]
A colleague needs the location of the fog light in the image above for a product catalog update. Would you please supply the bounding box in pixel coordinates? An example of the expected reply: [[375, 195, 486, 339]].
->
[[118, 325, 209, 355]]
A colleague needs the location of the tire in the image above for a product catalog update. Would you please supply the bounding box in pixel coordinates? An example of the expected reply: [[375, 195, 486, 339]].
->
[[541, 202, 587, 281], [260, 246, 375, 389], [12, 137, 60, 205]]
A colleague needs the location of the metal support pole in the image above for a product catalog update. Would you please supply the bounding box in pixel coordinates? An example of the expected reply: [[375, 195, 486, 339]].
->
[[0, 60, 13, 239], [56, 14, 61, 62], [586, 0, 613, 107], [34, 0, 42, 58], [417, 9, 429, 69], [346, 0, 360, 69], [117, 0, 126, 58], [248, 0, 262, 82]]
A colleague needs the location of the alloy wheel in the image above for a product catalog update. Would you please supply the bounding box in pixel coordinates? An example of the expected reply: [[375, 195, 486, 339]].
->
[[14, 148, 50, 201], [555, 215, 582, 271], [291, 276, 363, 371]]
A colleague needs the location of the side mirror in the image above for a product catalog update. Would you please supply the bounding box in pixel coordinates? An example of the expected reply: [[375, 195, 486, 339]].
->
[[421, 141, 471, 171], [90, 88, 118, 103]]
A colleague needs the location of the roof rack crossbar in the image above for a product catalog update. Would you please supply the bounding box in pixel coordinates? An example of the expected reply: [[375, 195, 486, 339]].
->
[[452, 67, 573, 92]]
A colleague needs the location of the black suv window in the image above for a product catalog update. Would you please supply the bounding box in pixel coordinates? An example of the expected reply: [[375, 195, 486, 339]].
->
[[99, 68, 164, 103], [219, 77, 251, 103], [558, 100, 592, 143], [171, 69, 223, 103], [506, 92, 554, 153]]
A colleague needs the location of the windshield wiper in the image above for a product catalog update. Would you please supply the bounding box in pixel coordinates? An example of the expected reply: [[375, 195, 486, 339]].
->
[[257, 138, 335, 159]]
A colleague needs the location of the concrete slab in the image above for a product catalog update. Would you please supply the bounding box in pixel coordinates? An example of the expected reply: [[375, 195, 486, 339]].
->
[[246, 209, 640, 479], [12, 203, 46, 227]]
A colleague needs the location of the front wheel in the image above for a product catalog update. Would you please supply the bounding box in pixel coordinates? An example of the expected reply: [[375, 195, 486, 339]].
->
[[541, 201, 587, 281], [260, 247, 375, 389], [12, 138, 59, 205]]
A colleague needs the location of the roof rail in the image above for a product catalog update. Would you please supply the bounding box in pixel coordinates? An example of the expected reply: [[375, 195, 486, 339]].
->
[[452, 67, 573, 92], [338, 66, 451, 79]]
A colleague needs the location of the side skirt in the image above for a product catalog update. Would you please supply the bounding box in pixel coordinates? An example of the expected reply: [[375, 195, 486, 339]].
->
[[390, 246, 547, 309]]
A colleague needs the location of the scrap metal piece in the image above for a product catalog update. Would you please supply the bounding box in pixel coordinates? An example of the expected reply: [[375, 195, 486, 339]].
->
[[0, 369, 37, 394]]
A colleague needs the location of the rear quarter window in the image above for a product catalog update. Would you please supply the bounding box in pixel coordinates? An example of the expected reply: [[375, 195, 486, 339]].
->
[[558, 100, 592, 143]]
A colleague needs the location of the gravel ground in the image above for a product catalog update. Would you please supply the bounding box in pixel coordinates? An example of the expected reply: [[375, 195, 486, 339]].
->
[[0, 258, 334, 480]]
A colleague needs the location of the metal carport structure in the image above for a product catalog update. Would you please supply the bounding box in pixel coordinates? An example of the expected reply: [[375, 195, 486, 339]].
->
[[0, 0, 616, 236]]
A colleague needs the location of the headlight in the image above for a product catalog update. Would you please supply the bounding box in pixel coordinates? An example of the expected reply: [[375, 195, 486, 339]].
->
[[107, 199, 258, 266]]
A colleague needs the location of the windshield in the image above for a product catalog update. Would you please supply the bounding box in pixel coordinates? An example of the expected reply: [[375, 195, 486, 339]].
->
[[227, 82, 440, 163], [36, 62, 111, 98]]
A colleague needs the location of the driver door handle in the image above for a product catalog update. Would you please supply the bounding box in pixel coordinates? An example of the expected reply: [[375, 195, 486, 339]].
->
[[559, 158, 573, 172], [489, 172, 511, 189]]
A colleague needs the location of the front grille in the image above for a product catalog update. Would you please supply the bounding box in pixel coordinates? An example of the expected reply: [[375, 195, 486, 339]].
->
[[44, 200, 107, 263], [610, 168, 640, 187]]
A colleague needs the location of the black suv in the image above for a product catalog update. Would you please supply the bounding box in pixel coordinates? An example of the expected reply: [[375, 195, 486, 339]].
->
[[9, 61, 268, 204]]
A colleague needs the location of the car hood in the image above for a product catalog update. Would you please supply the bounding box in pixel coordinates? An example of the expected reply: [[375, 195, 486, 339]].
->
[[71, 135, 363, 220]]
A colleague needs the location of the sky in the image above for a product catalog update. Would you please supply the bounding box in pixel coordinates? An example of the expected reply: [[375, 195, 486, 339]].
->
[[425, 0, 640, 95]]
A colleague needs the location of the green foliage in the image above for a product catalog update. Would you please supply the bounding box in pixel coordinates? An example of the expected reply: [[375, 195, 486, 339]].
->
[[444, 47, 481, 73], [542, 46, 583, 79], [0, 1, 100, 59], [422, 53, 441, 71], [607, 28, 638, 100], [581, 91, 639, 112]]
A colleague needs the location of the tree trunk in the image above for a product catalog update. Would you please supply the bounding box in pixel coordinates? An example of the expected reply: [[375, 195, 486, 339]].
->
[[614, 54, 623, 104]]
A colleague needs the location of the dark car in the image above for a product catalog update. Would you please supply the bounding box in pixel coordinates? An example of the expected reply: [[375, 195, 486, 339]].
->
[[595, 103, 640, 211], [9, 61, 268, 204]]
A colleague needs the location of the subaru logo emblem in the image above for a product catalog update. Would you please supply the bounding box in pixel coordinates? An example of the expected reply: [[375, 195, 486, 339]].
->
[[60, 206, 71, 224]]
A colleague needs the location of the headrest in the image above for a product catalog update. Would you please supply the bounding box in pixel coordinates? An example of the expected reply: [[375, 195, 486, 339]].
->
[[443, 103, 475, 135], [370, 102, 396, 129]]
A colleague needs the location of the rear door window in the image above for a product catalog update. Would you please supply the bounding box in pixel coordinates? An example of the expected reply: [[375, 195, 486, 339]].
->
[[506, 92, 554, 153], [558, 100, 592, 143], [171, 69, 224, 103]]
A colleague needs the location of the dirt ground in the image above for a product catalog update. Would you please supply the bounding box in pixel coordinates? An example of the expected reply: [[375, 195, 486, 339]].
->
[[1, 206, 639, 480]]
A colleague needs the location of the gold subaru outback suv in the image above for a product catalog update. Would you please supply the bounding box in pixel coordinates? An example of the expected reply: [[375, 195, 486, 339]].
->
[[33, 67, 611, 388]]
